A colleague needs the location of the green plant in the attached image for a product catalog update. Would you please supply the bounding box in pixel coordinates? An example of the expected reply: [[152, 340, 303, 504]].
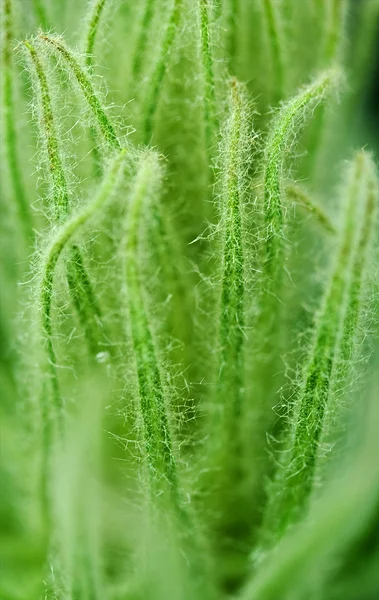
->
[[1, 1, 378, 599]]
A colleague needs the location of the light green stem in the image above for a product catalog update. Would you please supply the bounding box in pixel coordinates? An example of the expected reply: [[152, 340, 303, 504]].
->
[[84, 0, 108, 71], [285, 184, 336, 234], [261, 0, 285, 102], [199, 0, 217, 149], [323, 0, 348, 65], [39, 34, 121, 150], [66, 245, 102, 356], [261, 151, 372, 542], [39, 149, 126, 410], [2, 0, 32, 239], [240, 360, 379, 600], [125, 152, 177, 498], [143, 0, 182, 144], [263, 69, 338, 281], [24, 40, 69, 221], [217, 78, 247, 431], [131, 0, 155, 81]]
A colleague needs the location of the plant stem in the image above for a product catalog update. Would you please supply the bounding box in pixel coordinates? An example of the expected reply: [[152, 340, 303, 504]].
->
[[131, 0, 155, 82], [23, 40, 69, 221], [319, 154, 378, 454], [261, 151, 372, 542], [2, 0, 32, 239], [39, 149, 126, 411], [198, 0, 217, 150], [240, 354, 379, 600], [39, 33, 121, 150], [227, 0, 239, 70], [263, 69, 338, 282], [323, 0, 348, 66], [125, 151, 177, 499], [143, 0, 182, 144], [84, 0, 108, 71], [217, 78, 248, 433], [66, 244, 102, 356], [285, 183, 336, 234], [261, 0, 285, 102]]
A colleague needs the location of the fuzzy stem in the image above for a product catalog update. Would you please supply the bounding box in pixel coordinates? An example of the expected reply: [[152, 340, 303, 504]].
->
[[261, 0, 285, 102], [332, 160, 378, 386], [23, 40, 103, 358], [217, 78, 248, 431], [2, 0, 32, 238], [263, 69, 338, 281], [84, 0, 108, 71], [39, 149, 126, 410], [131, 0, 155, 82], [227, 0, 239, 70], [262, 151, 371, 542], [143, 0, 182, 144], [198, 0, 217, 150], [240, 357, 379, 600], [285, 183, 336, 234], [320, 156, 378, 447], [125, 152, 177, 498], [39, 33, 121, 150], [66, 245, 102, 356], [23, 40, 69, 221]]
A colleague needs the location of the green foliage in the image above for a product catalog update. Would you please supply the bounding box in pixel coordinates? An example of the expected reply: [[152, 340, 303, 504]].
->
[[0, 1, 378, 599]]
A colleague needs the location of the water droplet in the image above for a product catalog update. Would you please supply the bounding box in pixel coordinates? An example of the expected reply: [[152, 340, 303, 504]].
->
[[96, 351, 110, 364]]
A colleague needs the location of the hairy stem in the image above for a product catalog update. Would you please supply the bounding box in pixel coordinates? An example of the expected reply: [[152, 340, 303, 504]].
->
[[39, 149, 126, 410], [131, 0, 155, 82], [319, 155, 378, 456], [23, 40, 69, 221], [217, 78, 248, 432], [39, 33, 121, 150], [261, 0, 285, 102], [262, 151, 372, 543], [143, 0, 182, 144], [198, 0, 217, 150], [241, 356, 379, 600], [263, 69, 338, 282], [66, 244, 102, 356], [227, 0, 239, 70], [2, 0, 32, 238], [285, 183, 336, 234], [125, 151, 177, 499], [83, 0, 108, 71]]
